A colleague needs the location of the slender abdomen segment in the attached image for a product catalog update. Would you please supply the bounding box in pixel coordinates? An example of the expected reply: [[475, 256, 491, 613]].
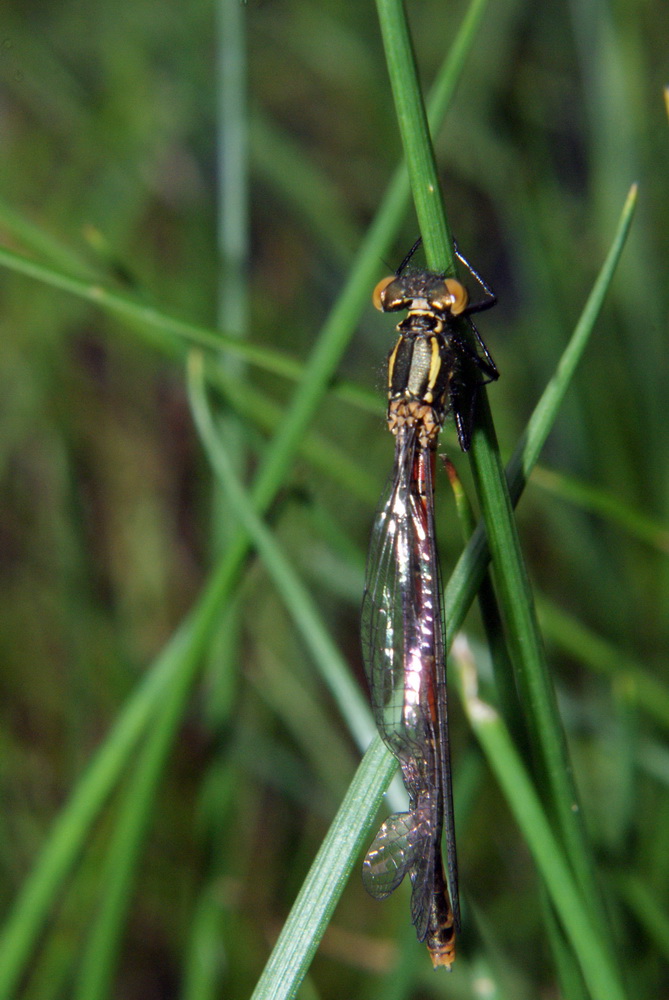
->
[[425, 860, 456, 970], [427, 920, 456, 970]]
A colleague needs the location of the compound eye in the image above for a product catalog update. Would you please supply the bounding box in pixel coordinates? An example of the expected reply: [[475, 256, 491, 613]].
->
[[372, 275, 396, 311], [430, 278, 469, 316], [444, 278, 469, 315]]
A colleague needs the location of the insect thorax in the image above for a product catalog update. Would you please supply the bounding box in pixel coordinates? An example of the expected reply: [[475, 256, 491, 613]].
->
[[387, 318, 454, 446]]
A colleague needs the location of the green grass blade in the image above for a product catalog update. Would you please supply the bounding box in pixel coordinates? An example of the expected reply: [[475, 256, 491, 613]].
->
[[448, 188, 636, 993], [72, 636, 208, 1000], [250, 736, 396, 1000], [0, 19, 492, 985], [1, 0, 662, 994], [375, 0, 454, 269], [469, 394, 612, 916], [216, 0, 248, 334], [0, 194, 101, 279], [375, 0, 633, 978], [538, 599, 669, 731], [181, 889, 227, 1000], [460, 193, 636, 989], [366, 0, 634, 990], [542, 898, 590, 1000], [0, 582, 231, 999], [447, 460, 525, 740], [0, 243, 304, 380], [507, 186, 638, 490], [0, 0, 490, 422], [454, 638, 626, 1000], [531, 464, 669, 555], [444, 183, 638, 637], [64, 356, 396, 1000], [0, 10, 638, 996], [186, 353, 380, 760], [462, 193, 640, 969], [617, 874, 669, 964]]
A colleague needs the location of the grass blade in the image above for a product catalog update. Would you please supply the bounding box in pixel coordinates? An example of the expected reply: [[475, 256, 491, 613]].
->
[[372, 0, 636, 988], [0, 12, 494, 989], [454, 638, 626, 1000]]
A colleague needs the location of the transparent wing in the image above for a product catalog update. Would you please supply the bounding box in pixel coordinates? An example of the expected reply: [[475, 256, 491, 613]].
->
[[363, 797, 451, 951], [360, 428, 414, 753], [362, 807, 431, 901], [361, 425, 459, 926], [360, 427, 443, 781]]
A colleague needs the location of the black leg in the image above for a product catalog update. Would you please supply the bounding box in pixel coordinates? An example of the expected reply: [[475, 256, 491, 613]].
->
[[453, 241, 497, 314], [451, 320, 499, 382], [396, 237, 423, 275]]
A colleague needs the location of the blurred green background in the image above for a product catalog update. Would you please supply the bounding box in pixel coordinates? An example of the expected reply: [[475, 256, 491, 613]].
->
[[0, 0, 668, 996]]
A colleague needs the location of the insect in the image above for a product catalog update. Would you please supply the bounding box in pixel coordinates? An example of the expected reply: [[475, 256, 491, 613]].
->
[[361, 239, 497, 967]]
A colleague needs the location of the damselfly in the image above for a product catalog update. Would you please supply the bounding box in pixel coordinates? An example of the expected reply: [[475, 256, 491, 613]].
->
[[361, 240, 497, 967]]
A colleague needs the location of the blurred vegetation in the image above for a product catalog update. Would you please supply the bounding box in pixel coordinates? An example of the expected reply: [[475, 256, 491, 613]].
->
[[0, 0, 667, 997]]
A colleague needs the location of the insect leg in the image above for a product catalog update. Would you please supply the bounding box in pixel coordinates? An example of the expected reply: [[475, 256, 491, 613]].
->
[[453, 240, 497, 314]]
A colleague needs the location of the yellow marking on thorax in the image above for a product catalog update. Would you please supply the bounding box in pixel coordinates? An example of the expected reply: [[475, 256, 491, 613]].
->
[[426, 335, 441, 402], [387, 336, 402, 391]]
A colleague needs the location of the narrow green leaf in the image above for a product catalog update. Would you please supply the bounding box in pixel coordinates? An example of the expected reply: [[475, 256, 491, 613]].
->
[[251, 737, 396, 1000], [531, 464, 669, 555], [444, 183, 638, 637], [0, 14, 495, 990], [454, 639, 626, 1000], [186, 353, 380, 760], [618, 874, 669, 964]]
